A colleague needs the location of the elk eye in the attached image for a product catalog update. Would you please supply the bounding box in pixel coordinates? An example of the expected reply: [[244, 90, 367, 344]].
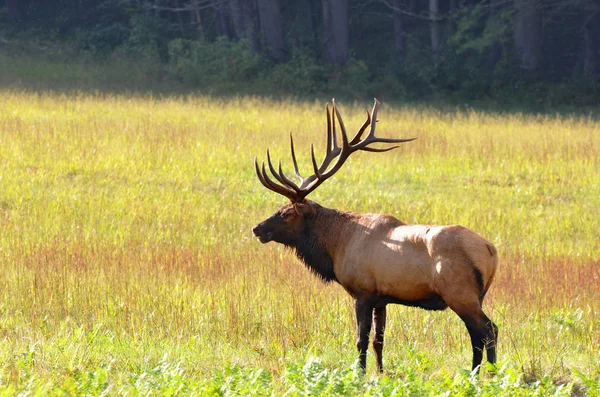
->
[[282, 212, 293, 220]]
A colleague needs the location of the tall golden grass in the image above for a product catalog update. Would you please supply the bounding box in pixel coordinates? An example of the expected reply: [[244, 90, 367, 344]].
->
[[0, 90, 598, 393]]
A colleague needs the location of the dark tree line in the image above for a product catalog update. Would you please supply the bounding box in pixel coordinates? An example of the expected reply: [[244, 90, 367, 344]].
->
[[2, 0, 600, 99]]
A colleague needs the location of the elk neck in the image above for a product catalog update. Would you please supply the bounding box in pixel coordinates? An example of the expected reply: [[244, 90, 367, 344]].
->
[[290, 203, 357, 284]]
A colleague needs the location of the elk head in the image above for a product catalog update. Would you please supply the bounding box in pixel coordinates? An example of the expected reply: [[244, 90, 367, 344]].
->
[[252, 98, 416, 245], [252, 201, 316, 246]]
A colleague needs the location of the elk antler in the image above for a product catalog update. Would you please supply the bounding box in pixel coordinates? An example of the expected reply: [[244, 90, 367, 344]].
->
[[254, 98, 417, 202]]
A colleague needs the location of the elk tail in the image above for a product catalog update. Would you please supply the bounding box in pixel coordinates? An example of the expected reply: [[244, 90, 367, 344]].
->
[[481, 243, 498, 301]]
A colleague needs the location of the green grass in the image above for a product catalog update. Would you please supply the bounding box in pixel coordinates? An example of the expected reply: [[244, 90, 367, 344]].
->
[[0, 90, 599, 395]]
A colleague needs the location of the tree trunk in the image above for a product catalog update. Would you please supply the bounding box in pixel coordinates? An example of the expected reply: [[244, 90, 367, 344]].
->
[[447, 0, 457, 33], [409, 0, 417, 14], [392, 0, 405, 63], [514, 0, 542, 71], [244, 1, 261, 54], [193, 0, 206, 40], [154, 0, 161, 18], [7, 0, 21, 21], [486, 0, 504, 74], [429, 0, 441, 62], [175, 0, 185, 35], [257, 0, 286, 62], [583, 10, 600, 78], [307, 0, 320, 52], [229, 0, 244, 39], [215, 1, 233, 39], [322, 0, 349, 65], [230, 0, 260, 53]]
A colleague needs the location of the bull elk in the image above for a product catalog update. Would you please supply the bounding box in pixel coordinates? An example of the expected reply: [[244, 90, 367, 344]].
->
[[252, 99, 498, 372]]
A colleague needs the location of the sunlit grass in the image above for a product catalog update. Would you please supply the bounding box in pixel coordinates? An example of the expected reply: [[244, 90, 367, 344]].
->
[[0, 90, 598, 395]]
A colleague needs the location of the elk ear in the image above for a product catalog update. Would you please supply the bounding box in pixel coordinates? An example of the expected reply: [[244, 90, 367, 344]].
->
[[294, 202, 316, 217]]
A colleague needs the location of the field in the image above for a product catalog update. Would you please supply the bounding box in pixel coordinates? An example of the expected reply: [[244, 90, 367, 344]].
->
[[0, 90, 599, 395]]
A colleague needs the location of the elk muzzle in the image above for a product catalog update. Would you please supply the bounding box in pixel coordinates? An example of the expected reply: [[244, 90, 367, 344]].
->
[[252, 223, 271, 243]]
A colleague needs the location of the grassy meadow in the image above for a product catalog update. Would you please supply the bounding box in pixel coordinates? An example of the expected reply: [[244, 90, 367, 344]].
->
[[0, 90, 599, 395]]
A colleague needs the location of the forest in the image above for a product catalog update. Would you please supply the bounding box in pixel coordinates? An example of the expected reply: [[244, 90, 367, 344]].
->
[[2, 0, 599, 104]]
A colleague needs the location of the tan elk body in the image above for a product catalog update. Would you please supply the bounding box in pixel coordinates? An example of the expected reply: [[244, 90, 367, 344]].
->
[[252, 99, 498, 372], [310, 209, 497, 302]]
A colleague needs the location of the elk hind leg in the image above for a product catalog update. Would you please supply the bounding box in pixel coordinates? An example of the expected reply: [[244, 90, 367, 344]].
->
[[457, 307, 497, 371], [441, 284, 497, 371], [437, 258, 498, 371], [485, 317, 498, 365], [372, 306, 386, 373]]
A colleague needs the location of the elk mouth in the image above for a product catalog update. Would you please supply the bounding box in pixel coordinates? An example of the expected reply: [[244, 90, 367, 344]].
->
[[256, 234, 272, 244], [252, 227, 272, 244]]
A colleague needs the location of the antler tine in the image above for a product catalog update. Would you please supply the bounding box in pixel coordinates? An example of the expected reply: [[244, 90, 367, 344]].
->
[[325, 104, 332, 154], [290, 133, 303, 182], [254, 157, 297, 200], [266, 149, 285, 185], [331, 100, 339, 151], [354, 99, 418, 148], [367, 98, 381, 141], [332, 101, 350, 149], [262, 160, 286, 193], [356, 98, 381, 146], [291, 100, 346, 200], [349, 110, 371, 145], [296, 101, 344, 191], [310, 144, 322, 180], [320, 101, 342, 170], [254, 157, 271, 189], [361, 145, 400, 152], [266, 149, 303, 194], [278, 161, 302, 192]]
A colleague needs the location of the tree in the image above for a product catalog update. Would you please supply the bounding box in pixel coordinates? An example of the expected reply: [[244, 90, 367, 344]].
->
[[257, 0, 286, 62], [214, 0, 233, 38], [447, 0, 457, 33], [306, 0, 320, 53], [514, 0, 542, 71], [229, 0, 260, 53], [429, 0, 441, 62], [322, 0, 349, 65], [583, 4, 600, 78], [7, 0, 21, 20], [486, 0, 505, 74], [192, 0, 207, 40], [392, 0, 406, 63]]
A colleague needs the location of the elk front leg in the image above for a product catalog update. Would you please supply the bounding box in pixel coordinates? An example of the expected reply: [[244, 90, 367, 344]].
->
[[372, 306, 386, 373], [355, 298, 374, 371]]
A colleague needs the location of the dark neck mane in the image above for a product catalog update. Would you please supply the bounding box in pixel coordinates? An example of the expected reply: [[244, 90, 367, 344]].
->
[[286, 206, 341, 284]]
